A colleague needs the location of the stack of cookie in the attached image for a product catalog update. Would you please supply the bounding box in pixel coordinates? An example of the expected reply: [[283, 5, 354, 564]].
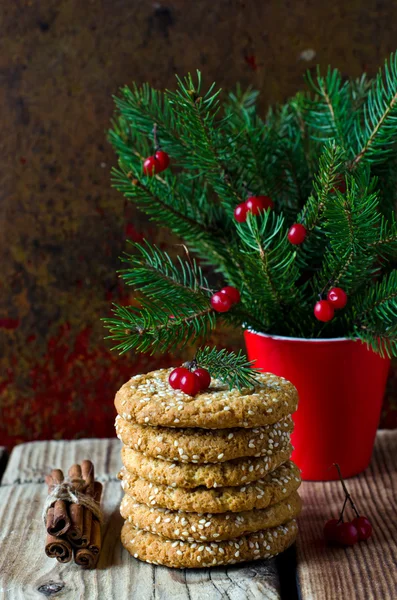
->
[[115, 368, 301, 568]]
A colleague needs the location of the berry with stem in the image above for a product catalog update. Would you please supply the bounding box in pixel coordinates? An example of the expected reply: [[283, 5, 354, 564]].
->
[[234, 203, 248, 223], [179, 370, 201, 396], [154, 150, 170, 171], [143, 155, 160, 176], [220, 286, 241, 304], [211, 292, 233, 313], [314, 300, 334, 322], [324, 519, 340, 542], [194, 367, 211, 391], [169, 366, 189, 390], [336, 522, 359, 546], [288, 223, 307, 245], [323, 463, 373, 546], [248, 195, 274, 213], [352, 516, 372, 541], [327, 287, 348, 309], [246, 195, 273, 215]]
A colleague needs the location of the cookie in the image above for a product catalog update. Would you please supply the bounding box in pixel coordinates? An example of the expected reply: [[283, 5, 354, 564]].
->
[[115, 414, 294, 463], [115, 368, 298, 429], [119, 460, 301, 513], [121, 442, 293, 488], [121, 519, 298, 568], [120, 491, 302, 542]]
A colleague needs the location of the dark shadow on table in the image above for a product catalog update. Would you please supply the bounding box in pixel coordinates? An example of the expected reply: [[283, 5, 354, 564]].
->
[[275, 544, 301, 600]]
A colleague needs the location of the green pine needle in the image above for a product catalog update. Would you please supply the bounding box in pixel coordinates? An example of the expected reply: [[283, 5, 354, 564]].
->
[[195, 346, 260, 390]]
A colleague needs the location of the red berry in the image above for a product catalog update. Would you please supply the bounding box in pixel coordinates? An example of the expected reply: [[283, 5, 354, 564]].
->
[[143, 155, 160, 176], [246, 195, 272, 215], [179, 371, 201, 396], [327, 287, 348, 309], [335, 522, 359, 546], [169, 367, 188, 390], [314, 300, 335, 322], [352, 516, 372, 541], [247, 195, 274, 214], [154, 150, 170, 172], [211, 292, 233, 313], [288, 223, 307, 245], [220, 286, 240, 304], [324, 519, 340, 542], [234, 203, 248, 223], [194, 368, 211, 391]]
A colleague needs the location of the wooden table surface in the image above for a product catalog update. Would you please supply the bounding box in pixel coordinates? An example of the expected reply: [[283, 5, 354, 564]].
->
[[0, 431, 396, 600]]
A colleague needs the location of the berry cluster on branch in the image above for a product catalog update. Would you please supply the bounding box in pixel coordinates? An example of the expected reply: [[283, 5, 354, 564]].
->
[[105, 57, 397, 378], [323, 464, 372, 546]]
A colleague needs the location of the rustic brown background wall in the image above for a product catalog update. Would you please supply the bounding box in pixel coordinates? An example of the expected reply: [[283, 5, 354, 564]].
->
[[1, 0, 397, 447]]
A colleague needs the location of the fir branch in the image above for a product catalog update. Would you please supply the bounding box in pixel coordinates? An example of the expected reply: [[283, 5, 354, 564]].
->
[[265, 95, 313, 208], [168, 72, 243, 213], [351, 52, 397, 167], [120, 240, 212, 302], [112, 162, 237, 275], [304, 67, 352, 149], [195, 346, 260, 390], [236, 211, 300, 327], [368, 213, 397, 259], [104, 298, 216, 355], [351, 270, 397, 357], [112, 83, 187, 159], [349, 74, 371, 112], [311, 176, 382, 294], [297, 141, 346, 236]]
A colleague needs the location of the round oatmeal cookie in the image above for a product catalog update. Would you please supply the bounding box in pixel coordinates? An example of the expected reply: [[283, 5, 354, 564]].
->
[[115, 368, 298, 429], [119, 460, 301, 514], [121, 442, 293, 488], [121, 519, 298, 568], [120, 491, 302, 542], [115, 415, 293, 463]]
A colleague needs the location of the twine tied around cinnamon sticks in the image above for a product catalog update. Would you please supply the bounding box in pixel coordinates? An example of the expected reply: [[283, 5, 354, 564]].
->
[[44, 460, 103, 568]]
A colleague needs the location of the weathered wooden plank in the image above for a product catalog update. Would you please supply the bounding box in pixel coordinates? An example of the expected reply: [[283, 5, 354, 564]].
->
[[2, 439, 122, 484], [0, 439, 284, 600], [296, 430, 397, 600]]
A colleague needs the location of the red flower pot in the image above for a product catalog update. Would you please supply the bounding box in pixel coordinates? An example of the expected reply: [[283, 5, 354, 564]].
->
[[244, 330, 390, 481]]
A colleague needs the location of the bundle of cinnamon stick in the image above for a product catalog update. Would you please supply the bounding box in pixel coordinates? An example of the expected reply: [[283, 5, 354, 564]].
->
[[44, 460, 103, 568]]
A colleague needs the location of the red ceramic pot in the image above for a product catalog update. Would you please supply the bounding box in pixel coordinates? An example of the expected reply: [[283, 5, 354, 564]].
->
[[244, 330, 390, 481]]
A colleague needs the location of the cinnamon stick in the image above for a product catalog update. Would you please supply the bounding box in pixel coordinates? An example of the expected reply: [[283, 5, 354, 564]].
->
[[66, 464, 84, 545], [80, 460, 95, 547], [81, 460, 95, 495], [74, 547, 97, 569], [88, 520, 102, 556], [45, 469, 71, 537], [45, 533, 72, 563], [88, 481, 103, 555]]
